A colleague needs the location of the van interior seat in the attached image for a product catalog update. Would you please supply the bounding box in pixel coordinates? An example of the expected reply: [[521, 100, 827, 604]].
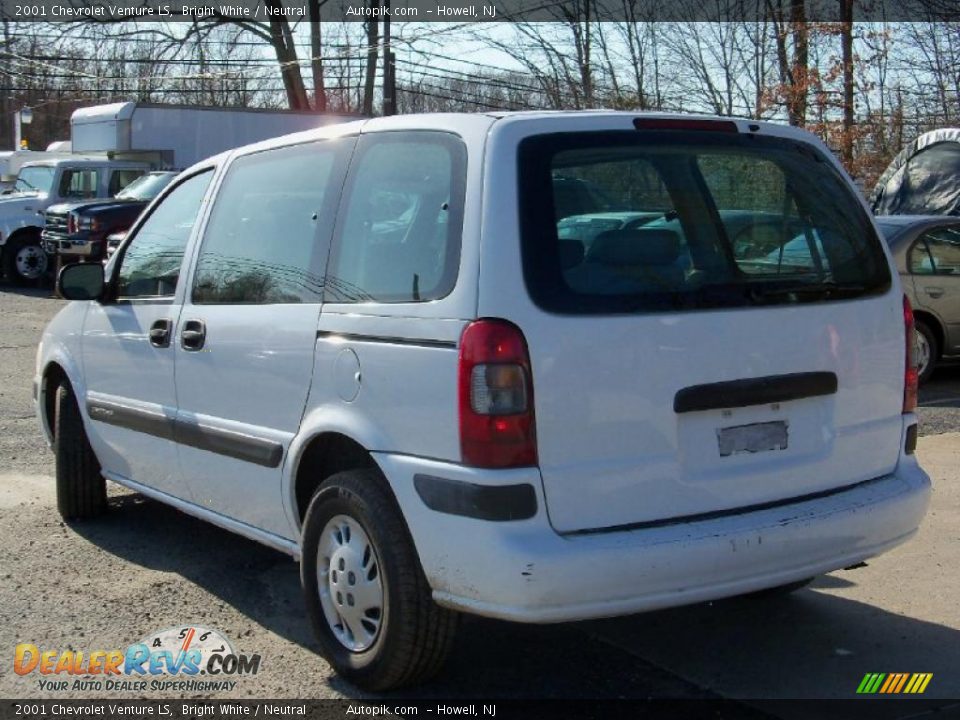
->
[[558, 239, 585, 270], [586, 228, 682, 267], [586, 228, 686, 290], [562, 228, 688, 294]]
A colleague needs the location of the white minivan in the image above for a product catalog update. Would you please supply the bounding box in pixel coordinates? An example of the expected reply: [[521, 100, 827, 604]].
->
[[37, 112, 930, 690]]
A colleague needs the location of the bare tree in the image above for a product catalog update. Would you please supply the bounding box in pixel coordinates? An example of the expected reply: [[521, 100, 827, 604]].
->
[[840, 0, 854, 167], [363, 10, 380, 116], [661, 11, 771, 117], [307, 3, 327, 111], [768, 0, 811, 126]]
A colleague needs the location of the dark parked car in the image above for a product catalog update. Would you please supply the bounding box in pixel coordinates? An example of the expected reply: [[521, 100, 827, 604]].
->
[[557, 211, 663, 250], [104, 230, 126, 260], [42, 171, 177, 262], [876, 215, 960, 381]]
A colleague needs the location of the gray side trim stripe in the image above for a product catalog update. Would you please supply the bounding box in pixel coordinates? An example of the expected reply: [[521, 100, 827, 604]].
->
[[86, 399, 283, 469], [175, 421, 284, 468], [316, 330, 456, 349], [87, 399, 175, 440]]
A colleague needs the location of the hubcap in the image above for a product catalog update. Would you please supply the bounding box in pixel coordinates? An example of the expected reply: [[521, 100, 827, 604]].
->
[[316, 514, 384, 652], [916, 331, 931, 378], [15, 243, 48, 280]]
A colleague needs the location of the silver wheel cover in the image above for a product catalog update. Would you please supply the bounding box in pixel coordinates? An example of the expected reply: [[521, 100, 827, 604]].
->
[[15, 244, 47, 280], [916, 330, 931, 378], [316, 514, 384, 652]]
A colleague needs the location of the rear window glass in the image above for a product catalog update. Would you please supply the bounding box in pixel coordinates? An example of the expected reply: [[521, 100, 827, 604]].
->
[[519, 131, 891, 314]]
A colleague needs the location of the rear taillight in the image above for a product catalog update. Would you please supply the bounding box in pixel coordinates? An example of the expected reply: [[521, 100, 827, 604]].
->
[[458, 319, 537, 468], [904, 295, 918, 413], [66, 213, 76, 234]]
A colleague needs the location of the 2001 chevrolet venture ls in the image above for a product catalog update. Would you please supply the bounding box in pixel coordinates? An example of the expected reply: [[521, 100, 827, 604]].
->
[[36, 111, 930, 690]]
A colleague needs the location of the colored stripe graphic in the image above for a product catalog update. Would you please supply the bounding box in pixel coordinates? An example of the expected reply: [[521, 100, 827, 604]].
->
[[857, 673, 932, 694]]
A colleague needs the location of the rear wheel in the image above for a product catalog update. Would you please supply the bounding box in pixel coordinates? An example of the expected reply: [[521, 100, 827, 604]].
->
[[54, 382, 106, 520], [3, 234, 48, 284], [300, 469, 458, 691], [915, 320, 938, 384]]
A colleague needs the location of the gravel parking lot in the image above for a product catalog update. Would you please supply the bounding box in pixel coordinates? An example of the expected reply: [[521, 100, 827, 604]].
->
[[1, 284, 958, 713]]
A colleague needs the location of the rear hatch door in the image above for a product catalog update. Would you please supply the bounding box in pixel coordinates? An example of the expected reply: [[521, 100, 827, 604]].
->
[[483, 121, 903, 533]]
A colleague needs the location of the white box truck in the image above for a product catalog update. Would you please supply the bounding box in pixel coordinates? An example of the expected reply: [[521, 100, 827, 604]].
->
[[1, 102, 352, 283], [0, 145, 74, 192]]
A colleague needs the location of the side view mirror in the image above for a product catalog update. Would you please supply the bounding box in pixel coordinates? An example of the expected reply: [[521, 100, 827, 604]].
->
[[58, 263, 105, 301]]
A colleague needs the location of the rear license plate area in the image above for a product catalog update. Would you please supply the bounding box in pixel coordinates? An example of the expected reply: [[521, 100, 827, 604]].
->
[[717, 421, 788, 457]]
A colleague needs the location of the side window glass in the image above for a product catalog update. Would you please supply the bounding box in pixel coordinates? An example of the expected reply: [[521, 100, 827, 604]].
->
[[59, 169, 100, 199], [325, 132, 466, 303], [117, 171, 213, 299], [109, 169, 145, 196], [923, 227, 960, 275], [192, 140, 348, 304], [910, 239, 935, 275]]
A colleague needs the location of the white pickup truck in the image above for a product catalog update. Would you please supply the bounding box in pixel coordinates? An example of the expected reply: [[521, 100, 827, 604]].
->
[[1, 101, 350, 284], [0, 157, 149, 283]]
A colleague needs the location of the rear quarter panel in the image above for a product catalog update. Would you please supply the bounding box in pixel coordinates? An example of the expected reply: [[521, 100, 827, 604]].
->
[[283, 115, 493, 526]]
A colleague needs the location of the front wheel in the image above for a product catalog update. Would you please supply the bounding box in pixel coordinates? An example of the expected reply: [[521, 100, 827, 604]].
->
[[3, 234, 49, 284], [54, 382, 107, 520], [301, 469, 458, 691]]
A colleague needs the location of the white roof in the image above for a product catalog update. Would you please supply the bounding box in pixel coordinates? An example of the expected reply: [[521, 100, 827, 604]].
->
[[72, 102, 137, 124], [176, 110, 834, 179], [20, 156, 146, 168]]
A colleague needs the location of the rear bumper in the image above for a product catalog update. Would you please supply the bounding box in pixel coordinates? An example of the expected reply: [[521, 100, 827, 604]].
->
[[374, 452, 930, 623]]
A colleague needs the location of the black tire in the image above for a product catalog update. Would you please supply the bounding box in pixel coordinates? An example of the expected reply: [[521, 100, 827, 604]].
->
[[915, 320, 938, 384], [301, 468, 458, 691], [745, 577, 815, 599], [54, 382, 106, 520], [2, 233, 49, 285]]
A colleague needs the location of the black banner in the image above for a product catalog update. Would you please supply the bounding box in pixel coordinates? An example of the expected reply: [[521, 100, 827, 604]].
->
[[1, 699, 958, 720], [2, 0, 959, 22]]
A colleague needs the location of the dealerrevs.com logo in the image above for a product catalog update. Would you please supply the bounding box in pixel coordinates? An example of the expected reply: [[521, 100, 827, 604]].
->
[[14, 626, 262, 693]]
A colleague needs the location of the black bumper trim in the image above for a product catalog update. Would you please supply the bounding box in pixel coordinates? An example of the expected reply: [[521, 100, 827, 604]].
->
[[569, 475, 886, 536], [905, 423, 918, 455], [414, 474, 537, 521]]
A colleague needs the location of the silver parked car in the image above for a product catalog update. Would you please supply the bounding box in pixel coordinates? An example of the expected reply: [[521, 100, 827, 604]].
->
[[876, 215, 960, 382]]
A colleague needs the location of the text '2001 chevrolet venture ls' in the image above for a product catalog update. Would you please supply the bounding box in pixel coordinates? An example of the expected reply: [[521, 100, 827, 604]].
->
[[36, 111, 930, 690]]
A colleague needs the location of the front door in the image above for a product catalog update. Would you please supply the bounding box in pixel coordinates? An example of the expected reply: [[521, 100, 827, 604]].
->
[[82, 170, 214, 498], [909, 224, 960, 353], [173, 138, 353, 539]]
